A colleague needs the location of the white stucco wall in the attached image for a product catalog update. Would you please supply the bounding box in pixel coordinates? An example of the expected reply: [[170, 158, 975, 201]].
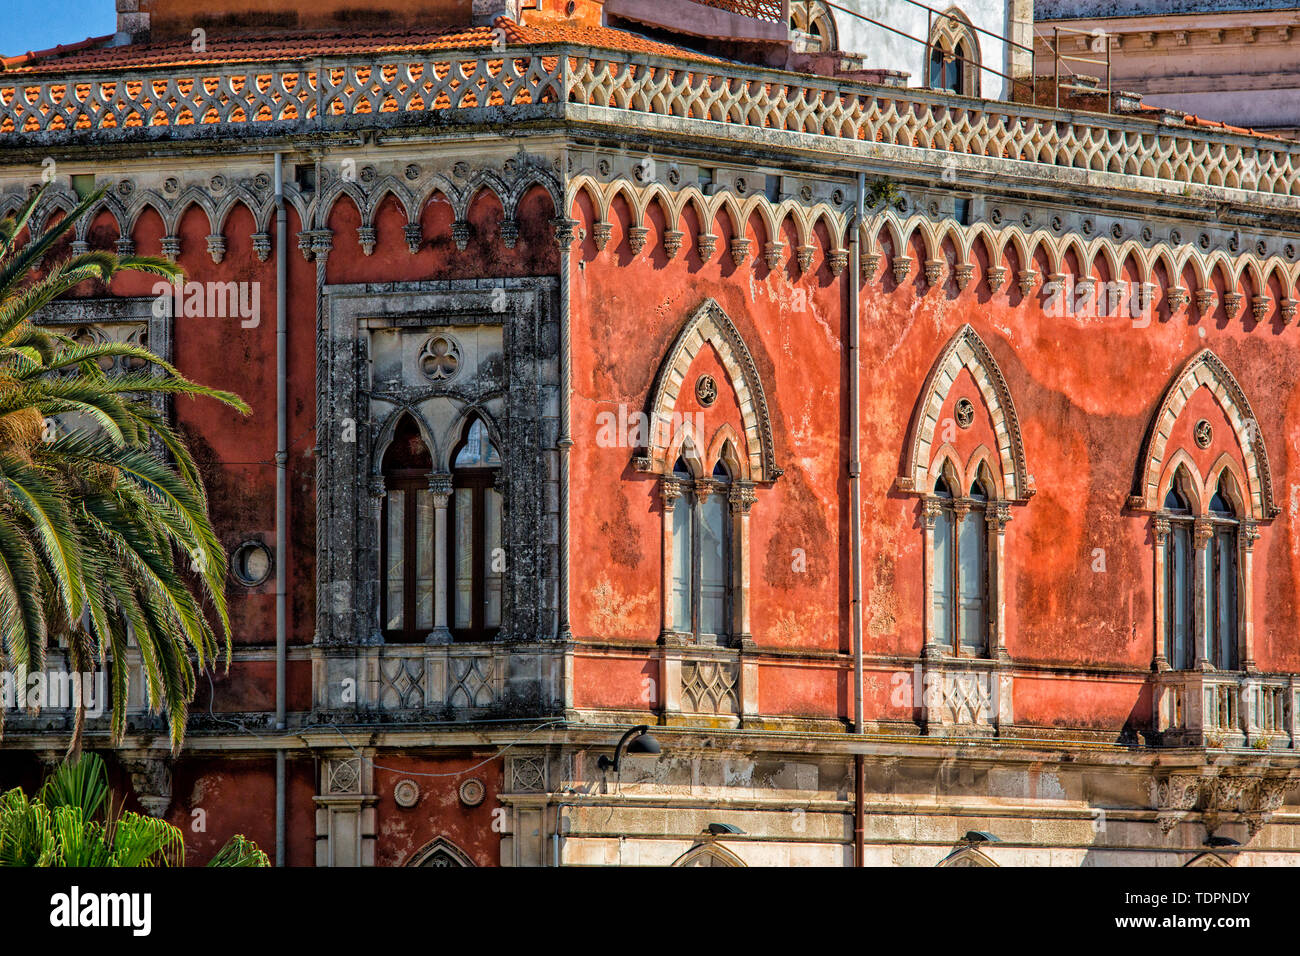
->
[[829, 0, 1016, 99]]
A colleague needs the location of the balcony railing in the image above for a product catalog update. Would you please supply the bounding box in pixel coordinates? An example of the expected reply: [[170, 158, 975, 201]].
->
[[1155, 671, 1298, 749], [1, 44, 1298, 202]]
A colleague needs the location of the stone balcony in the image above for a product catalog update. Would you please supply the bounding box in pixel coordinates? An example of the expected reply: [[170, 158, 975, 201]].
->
[[1154, 670, 1298, 750]]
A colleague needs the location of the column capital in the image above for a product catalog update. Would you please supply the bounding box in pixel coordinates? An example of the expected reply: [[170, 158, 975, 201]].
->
[[428, 473, 453, 504], [728, 481, 757, 515], [1193, 517, 1215, 549], [661, 476, 684, 505]]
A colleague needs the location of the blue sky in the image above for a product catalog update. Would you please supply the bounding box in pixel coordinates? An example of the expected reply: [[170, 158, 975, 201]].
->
[[5, 0, 117, 58]]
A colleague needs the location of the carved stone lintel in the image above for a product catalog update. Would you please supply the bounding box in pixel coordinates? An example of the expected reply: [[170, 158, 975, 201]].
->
[[730, 237, 752, 267], [251, 232, 271, 262], [500, 219, 519, 249], [860, 252, 881, 282], [428, 473, 453, 507], [628, 226, 649, 255], [923, 258, 945, 287], [763, 241, 785, 271], [403, 222, 423, 255], [1251, 294, 1271, 322], [727, 482, 757, 515], [1223, 291, 1244, 319], [206, 233, 226, 264], [664, 229, 685, 259], [551, 217, 578, 250], [357, 226, 376, 257], [796, 244, 816, 273], [123, 755, 173, 819], [661, 477, 684, 505], [697, 232, 718, 262], [1195, 289, 1217, 317], [986, 265, 1007, 293], [451, 219, 471, 252]]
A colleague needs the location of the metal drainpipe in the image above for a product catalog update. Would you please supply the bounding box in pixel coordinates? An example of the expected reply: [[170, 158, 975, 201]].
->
[[274, 152, 288, 868], [850, 172, 866, 867]]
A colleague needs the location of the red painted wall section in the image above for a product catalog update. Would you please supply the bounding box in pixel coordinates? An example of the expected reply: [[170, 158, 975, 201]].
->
[[567, 191, 848, 716], [372, 755, 503, 867]]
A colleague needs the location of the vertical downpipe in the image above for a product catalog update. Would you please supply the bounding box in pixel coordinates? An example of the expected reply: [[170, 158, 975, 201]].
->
[[850, 172, 866, 867], [274, 152, 288, 868]]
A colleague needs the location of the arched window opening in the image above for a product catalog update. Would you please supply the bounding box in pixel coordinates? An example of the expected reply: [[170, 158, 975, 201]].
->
[[381, 415, 434, 641], [927, 9, 981, 96], [931, 469, 989, 657], [1162, 469, 1195, 670], [450, 417, 503, 641], [1208, 475, 1239, 671], [667, 454, 732, 642]]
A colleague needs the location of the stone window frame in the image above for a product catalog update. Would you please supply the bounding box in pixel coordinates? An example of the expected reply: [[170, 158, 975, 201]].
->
[[1131, 349, 1277, 674], [633, 299, 779, 652], [899, 325, 1030, 664], [926, 6, 983, 96], [789, 1, 839, 53], [318, 279, 558, 647]]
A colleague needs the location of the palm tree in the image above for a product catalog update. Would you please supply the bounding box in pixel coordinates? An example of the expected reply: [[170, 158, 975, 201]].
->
[[0, 184, 248, 753], [0, 752, 268, 866]]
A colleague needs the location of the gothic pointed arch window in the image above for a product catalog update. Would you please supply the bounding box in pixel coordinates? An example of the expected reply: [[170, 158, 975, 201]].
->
[[1135, 350, 1275, 674], [450, 416, 503, 640], [789, 1, 838, 54], [927, 8, 981, 96], [1162, 468, 1196, 671], [381, 414, 435, 641], [1208, 474, 1240, 671], [637, 300, 778, 651], [901, 325, 1031, 663]]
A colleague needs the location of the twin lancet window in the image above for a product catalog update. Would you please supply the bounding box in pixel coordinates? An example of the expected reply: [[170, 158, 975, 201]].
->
[[667, 456, 733, 642], [1161, 469, 1240, 671], [930, 471, 991, 657], [381, 415, 502, 642]]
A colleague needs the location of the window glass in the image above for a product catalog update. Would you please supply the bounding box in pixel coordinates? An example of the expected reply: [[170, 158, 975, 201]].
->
[[957, 509, 986, 652], [455, 418, 500, 467], [453, 487, 473, 630], [1214, 529, 1237, 669], [700, 493, 727, 636], [485, 487, 503, 629], [933, 508, 954, 649], [1166, 524, 1192, 669], [672, 492, 692, 631], [415, 489, 433, 631], [386, 489, 405, 632]]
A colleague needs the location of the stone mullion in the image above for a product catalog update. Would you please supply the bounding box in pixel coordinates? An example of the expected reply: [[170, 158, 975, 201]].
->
[[429, 475, 453, 644], [921, 498, 942, 660], [1153, 517, 1170, 671], [1241, 519, 1259, 671], [1193, 517, 1214, 670], [729, 481, 756, 650], [989, 501, 1011, 661], [660, 478, 683, 640]]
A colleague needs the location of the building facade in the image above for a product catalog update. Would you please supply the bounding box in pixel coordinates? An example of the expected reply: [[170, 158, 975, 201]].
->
[[1, 0, 1300, 866], [1037, 1, 1300, 138]]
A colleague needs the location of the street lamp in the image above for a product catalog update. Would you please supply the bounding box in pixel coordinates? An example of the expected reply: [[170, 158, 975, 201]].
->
[[596, 725, 661, 772]]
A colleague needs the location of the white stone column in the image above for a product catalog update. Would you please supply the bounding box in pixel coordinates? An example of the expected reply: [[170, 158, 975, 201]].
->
[[1241, 519, 1259, 671], [429, 474, 453, 644], [729, 481, 756, 651], [988, 501, 1011, 661], [1193, 517, 1213, 670], [1153, 517, 1170, 671]]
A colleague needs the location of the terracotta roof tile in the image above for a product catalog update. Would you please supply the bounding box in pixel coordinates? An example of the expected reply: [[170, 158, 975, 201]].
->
[[2, 17, 717, 75]]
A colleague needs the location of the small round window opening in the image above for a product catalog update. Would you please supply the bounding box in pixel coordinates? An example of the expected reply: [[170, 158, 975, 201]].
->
[[231, 540, 274, 587], [696, 374, 718, 407], [955, 398, 975, 429], [420, 335, 461, 382], [1194, 419, 1213, 449]]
